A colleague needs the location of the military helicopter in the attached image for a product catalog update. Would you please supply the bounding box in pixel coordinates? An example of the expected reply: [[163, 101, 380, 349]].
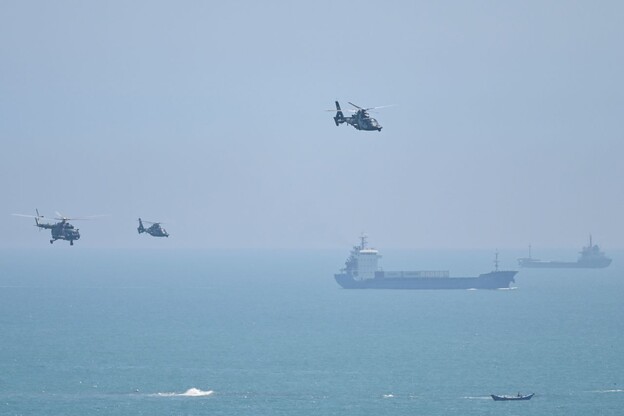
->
[[330, 101, 393, 131], [137, 218, 169, 237], [13, 210, 101, 245]]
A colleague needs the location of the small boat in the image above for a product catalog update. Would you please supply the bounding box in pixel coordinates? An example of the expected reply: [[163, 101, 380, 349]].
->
[[491, 393, 534, 401]]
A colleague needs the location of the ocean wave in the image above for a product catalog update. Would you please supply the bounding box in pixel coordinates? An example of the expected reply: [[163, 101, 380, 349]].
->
[[592, 389, 624, 394], [382, 394, 395, 398], [155, 388, 214, 397]]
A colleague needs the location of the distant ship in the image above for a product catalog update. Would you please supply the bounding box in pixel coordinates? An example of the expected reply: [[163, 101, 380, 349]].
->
[[518, 236, 612, 269], [334, 236, 517, 290], [491, 393, 534, 401]]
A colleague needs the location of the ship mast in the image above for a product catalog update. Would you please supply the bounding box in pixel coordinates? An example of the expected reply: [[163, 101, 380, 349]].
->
[[494, 249, 499, 272], [359, 233, 368, 250]]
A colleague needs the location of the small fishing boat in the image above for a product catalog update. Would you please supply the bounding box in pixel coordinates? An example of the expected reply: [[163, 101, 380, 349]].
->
[[491, 393, 534, 401]]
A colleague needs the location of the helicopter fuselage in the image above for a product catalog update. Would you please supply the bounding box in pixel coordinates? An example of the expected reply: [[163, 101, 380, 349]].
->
[[38, 221, 80, 245], [145, 224, 168, 237], [348, 110, 382, 131]]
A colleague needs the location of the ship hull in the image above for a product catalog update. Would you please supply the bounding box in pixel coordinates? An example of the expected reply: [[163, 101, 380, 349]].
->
[[519, 259, 611, 269], [334, 271, 516, 290], [491, 393, 534, 401]]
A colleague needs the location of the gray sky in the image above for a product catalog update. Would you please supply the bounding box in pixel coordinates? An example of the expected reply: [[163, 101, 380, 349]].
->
[[1, 1, 623, 249]]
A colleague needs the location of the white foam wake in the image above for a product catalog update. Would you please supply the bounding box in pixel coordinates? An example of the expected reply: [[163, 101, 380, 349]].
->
[[156, 388, 214, 397]]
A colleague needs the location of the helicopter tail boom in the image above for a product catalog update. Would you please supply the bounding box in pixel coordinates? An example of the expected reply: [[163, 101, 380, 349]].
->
[[32, 209, 54, 229], [137, 218, 145, 234], [334, 101, 346, 126]]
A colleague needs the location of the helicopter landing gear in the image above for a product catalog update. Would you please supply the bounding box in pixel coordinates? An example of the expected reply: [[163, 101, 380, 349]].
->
[[50, 240, 54, 244], [70, 240, 74, 246]]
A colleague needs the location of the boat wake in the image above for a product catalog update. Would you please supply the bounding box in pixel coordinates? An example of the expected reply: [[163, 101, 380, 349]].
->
[[155, 388, 214, 397], [592, 389, 624, 394]]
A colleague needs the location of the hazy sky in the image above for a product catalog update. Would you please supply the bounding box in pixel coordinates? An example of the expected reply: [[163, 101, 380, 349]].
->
[[2, 1, 623, 249]]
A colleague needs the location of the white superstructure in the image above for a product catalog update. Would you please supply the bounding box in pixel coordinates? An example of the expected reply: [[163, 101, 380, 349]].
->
[[342, 235, 450, 281], [354, 248, 380, 280]]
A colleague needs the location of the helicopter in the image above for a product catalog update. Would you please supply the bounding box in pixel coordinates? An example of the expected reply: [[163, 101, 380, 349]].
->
[[137, 218, 169, 237], [330, 101, 392, 131], [12, 209, 97, 245]]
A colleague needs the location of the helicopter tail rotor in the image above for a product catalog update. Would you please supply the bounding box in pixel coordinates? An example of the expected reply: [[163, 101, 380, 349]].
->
[[12, 209, 45, 228], [137, 218, 145, 234], [334, 101, 346, 126]]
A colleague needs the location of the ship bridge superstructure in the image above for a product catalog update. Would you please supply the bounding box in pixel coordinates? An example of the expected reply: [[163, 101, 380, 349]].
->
[[342, 234, 381, 281], [578, 234, 611, 266]]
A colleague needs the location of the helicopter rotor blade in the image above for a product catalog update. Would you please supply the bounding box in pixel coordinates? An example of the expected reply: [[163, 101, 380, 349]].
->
[[13, 213, 47, 231], [347, 102, 395, 111], [49, 214, 110, 221], [13, 213, 52, 221], [14, 212, 109, 222], [64, 214, 110, 221], [79, 214, 110, 219], [365, 104, 395, 111], [12, 214, 41, 218]]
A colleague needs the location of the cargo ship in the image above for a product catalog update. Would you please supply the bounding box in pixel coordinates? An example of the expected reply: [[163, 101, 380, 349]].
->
[[334, 236, 517, 290], [517, 236, 612, 269]]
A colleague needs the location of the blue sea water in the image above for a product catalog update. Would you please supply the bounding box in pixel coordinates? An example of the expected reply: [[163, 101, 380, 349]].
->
[[1, 248, 623, 416]]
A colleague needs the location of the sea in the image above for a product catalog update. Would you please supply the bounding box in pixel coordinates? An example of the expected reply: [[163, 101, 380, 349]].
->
[[1, 248, 622, 416]]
